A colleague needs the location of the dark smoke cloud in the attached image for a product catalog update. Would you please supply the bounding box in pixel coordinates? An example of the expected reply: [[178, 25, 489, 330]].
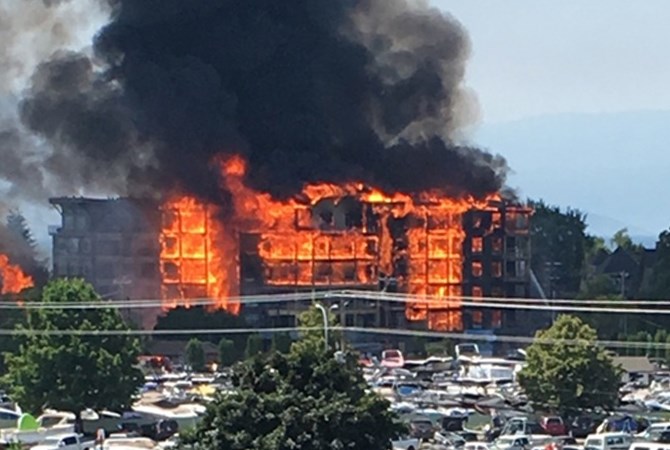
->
[[19, 0, 508, 203]]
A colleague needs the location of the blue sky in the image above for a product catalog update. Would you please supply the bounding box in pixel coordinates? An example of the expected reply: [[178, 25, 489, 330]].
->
[[433, 0, 670, 122], [433, 0, 670, 240]]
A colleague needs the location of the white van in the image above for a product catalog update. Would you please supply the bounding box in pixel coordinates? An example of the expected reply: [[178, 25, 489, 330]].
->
[[585, 433, 633, 450]]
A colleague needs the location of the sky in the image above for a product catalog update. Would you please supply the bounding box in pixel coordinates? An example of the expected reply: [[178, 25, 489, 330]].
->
[[433, 0, 670, 123], [433, 0, 670, 240]]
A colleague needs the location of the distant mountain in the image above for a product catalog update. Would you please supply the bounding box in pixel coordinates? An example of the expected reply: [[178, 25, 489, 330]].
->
[[472, 110, 670, 241]]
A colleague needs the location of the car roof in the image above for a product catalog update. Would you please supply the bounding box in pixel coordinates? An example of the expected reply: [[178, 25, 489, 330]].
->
[[588, 433, 631, 438]]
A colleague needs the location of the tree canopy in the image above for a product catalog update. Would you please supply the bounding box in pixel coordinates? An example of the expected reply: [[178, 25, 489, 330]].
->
[[3, 210, 49, 288], [296, 304, 340, 351], [186, 340, 401, 450], [518, 315, 620, 416], [529, 200, 590, 298], [2, 278, 143, 414], [647, 228, 670, 299], [186, 338, 206, 372]]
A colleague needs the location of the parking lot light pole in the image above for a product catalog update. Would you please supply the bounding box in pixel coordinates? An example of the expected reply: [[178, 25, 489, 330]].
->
[[314, 303, 338, 351]]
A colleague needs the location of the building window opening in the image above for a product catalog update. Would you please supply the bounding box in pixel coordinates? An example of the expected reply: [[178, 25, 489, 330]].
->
[[492, 261, 502, 278], [472, 261, 483, 277], [471, 237, 483, 254], [472, 311, 483, 327]]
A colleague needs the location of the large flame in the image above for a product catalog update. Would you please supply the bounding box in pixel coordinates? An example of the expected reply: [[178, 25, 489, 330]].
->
[[159, 154, 498, 329], [159, 197, 239, 313], [0, 254, 34, 294]]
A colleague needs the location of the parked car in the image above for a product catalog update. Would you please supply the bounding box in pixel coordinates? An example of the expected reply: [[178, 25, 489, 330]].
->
[[531, 436, 578, 450], [636, 422, 670, 442], [465, 442, 492, 450], [572, 416, 600, 439], [630, 443, 668, 450], [459, 431, 481, 442], [434, 431, 466, 448], [494, 436, 531, 450], [456, 344, 480, 358], [584, 433, 633, 450], [541, 417, 568, 436], [392, 436, 421, 450], [382, 350, 405, 368], [409, 418, 435, 440], [31, 433, 92, 450]]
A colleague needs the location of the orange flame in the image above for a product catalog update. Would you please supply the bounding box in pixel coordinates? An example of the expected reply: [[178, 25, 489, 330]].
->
[[159, 197, 239, 314], [159, 153, 500, 330], [0, 254, 34, 294]]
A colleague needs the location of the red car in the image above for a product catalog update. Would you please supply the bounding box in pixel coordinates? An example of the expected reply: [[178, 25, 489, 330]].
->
[[541, 416, 567, 436]]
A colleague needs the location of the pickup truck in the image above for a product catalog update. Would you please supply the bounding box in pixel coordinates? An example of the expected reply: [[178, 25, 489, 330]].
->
[[30, 434, 93, 450]]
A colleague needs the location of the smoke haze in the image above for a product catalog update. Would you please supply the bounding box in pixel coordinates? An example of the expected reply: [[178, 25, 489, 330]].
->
[[9, 0, 507, 207]]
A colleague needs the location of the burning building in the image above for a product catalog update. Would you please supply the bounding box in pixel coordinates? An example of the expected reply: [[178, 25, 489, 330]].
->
[[8, 1, 534, 335], [50, 156, 531, 333]]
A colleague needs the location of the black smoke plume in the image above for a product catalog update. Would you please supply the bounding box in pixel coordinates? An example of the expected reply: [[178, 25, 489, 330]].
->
[[19, 0, 507, 203]]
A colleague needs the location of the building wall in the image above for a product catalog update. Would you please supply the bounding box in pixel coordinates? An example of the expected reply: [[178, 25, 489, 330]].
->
[[50, 198, 162, 326]]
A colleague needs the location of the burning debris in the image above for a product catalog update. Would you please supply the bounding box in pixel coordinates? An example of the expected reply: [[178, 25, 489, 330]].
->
[[0, 253, 34, 295]]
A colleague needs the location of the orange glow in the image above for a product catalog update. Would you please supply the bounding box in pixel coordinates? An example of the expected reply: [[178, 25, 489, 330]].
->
[[159, 153, 501, 330], [0, 254, 33, 294], [159, 197, 239, 314]]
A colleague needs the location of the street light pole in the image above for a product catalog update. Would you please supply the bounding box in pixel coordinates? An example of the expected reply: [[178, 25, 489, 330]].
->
[[314, 303, 338, 351]]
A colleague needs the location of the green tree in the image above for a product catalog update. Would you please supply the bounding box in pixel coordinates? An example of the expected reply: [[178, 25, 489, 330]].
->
[[654, 330, 668, 359], [0, 309, 25, 375], [4, 210, 49, 288], [245, 334, 264, 358], [647, 229, 670, 299], [3, 279, 142, 416], [218, 338, 238, 367], [518, 315, 620, 417], [529, 200, 590, 298], [186, 338, 206, 372], [296, 304, 340, 351], [185, 340, 402, 450], [611, 228, 634, 251], [154, 306, 248, 348], [578, 275, 619, 300], [271, 332, 293, 354]]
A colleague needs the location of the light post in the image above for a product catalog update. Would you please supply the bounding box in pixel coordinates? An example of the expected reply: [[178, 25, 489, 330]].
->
[[314, 303, 338, 351]]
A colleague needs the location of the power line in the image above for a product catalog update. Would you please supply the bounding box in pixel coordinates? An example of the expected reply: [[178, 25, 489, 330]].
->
[[6, 289, 670, 310], [1, 325, 668, 350], [3, 290, 670, 315]]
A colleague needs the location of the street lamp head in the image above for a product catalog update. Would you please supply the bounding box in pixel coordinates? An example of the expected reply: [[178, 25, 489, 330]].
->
[[330, 304, 339, 311]]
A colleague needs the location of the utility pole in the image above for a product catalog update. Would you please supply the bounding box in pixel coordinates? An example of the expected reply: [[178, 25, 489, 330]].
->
[[617, 271, 630, 335]]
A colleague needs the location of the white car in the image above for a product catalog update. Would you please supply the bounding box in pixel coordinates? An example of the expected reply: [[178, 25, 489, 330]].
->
[[31, 434, 91, 450], [584, 433, 632, 450], [465, 441, 492, 450], [494, 436, 531, 450], [392, 436, 421, 450]]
